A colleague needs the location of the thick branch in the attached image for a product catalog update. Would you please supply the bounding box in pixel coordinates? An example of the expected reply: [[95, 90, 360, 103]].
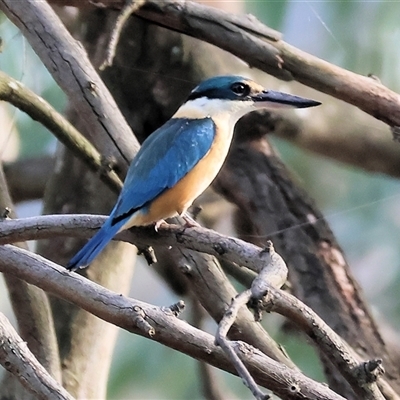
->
[[0, 214, 273, 274], [0, 72, 122, 192], [0, 164, 62, 392], [264, 288, 390, 400], [0, 313, 73, 400], [252, 109, 400, 179], [214, 126, 400, 396], [0, 0, 138, 172], [0, 245, 345, 400], [47, 0, 400, 129]]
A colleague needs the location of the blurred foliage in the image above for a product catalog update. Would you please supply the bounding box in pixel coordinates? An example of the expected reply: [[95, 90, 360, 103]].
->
[[249, 0, 400, 308], [108, 332, 199, 399], [0, 16, 66, 158], [1, 1, 400, 399], [275, 331, 325, 383]]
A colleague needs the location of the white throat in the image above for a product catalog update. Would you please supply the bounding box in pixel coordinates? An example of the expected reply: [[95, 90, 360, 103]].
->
[[173, 97, 256, 130]]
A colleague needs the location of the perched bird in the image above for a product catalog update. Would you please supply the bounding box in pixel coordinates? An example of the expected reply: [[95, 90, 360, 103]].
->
[[67, 75, 320, 271]]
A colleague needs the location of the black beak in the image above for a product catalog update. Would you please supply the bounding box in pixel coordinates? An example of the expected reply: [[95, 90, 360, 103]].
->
[[252, 90, 321, 109]]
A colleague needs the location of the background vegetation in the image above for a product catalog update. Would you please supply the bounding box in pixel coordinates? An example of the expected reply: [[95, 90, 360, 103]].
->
[[1, 1, 400, 399]]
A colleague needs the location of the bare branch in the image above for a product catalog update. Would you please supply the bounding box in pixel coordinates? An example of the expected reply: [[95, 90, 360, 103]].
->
[[0, 0, 138, 171], [216, 242, 386, 400], [0, 215, 296, 367], [260, 288, 387, 400], [0, 313, 74, 400], [46, 0, 400, 129], [190, 300, 232, 400], [99, 0, 146, 70], [0, 214, 274, 274], [0, 164, 62, 388], [0, 215, 393, 398], [0, 71, 122, 192], [216, 290, 270, 400], [0, 245, 346, 400], [133, 1, 400, 130]]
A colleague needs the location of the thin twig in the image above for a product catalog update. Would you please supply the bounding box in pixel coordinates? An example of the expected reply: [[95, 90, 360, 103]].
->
[[191, 299, 231, 400], [215, 291, 269, 400], [99, 0, 146, 70], [215, 243, 287, 400]]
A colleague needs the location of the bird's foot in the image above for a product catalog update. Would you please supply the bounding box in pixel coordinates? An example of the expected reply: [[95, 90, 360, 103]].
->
[[154, 219, 167, 232], [182, 212, 201, 228], [66, 263, 86, 272]]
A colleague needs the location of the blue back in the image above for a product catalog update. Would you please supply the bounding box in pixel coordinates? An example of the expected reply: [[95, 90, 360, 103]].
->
[[111, 117, 216, 222]]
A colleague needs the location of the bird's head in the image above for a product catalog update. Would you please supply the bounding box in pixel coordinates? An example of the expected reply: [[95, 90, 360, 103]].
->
[[174, 75, 320, 125]]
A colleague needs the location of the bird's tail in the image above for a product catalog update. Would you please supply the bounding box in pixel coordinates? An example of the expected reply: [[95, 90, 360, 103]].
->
[[67, 219, 122, 271]]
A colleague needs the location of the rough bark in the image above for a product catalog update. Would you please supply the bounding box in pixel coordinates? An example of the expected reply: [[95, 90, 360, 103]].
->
[[0, 0, 399, 398], [213, 112, 400, 397], [0, 164, 61, 400], [32, 3, 242, 397]]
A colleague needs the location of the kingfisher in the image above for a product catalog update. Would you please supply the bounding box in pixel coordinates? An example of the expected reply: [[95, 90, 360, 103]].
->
[[67, 75, 320, 271]]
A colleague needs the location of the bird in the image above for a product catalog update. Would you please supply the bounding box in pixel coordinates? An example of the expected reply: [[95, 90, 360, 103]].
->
[[67, 75, 320, 271]]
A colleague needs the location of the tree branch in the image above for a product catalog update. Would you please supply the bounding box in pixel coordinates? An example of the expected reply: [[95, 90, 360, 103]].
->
[[0, 71, 122, 192], [0, 214, 274, 274], [217, 242, 386, 400], [246, 108, 400, 179], [0, 0, 138, 172], [0, 214, 298, 370], [162, 245, 294, 366], [216, 242, 288, 400], [0, 313, 73, 400], [263, 288, 392, 400], [0, 164, 62, 392], [216, 292, 271, 400], [214, 127, 400, 396], [47, 0, 400, 130], [99, 0, 147, 70], [0, 244, 346, 400], [0, 214, 395, 398]]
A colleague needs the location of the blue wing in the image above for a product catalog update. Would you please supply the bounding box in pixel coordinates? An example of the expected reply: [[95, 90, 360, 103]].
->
[[67, 117, 215, 270], [110, 117, 216, 224]]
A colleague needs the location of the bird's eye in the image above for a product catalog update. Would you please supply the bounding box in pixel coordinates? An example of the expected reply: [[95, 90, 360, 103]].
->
[[230, 82, 250, 97]]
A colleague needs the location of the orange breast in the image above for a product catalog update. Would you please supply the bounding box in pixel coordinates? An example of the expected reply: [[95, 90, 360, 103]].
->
[[123, 119, 233, 227]]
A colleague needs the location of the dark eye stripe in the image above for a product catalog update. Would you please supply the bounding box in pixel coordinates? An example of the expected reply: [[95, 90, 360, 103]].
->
[[187, 83, 252, 102], [187, 88, 221, 101]]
